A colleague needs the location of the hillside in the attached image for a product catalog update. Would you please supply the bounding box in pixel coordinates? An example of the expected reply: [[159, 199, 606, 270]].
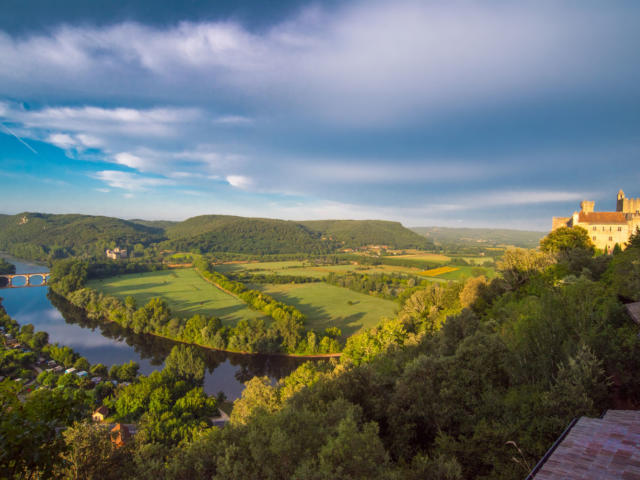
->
[[165, 215, 335, 255], [165, 216, 431, 254], [301, 219, 433, 249], [129, 219, 178, 230], [0, 212, 165, 260], [412, 226, 545, 248]]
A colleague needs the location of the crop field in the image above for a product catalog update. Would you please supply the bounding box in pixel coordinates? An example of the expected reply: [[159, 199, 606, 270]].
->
[[433, 266, 496, 281], [252, 282, 398, 337], [388, 252, 451, 263], [87, 268, 265, 325], [215, 261, 429, 279], [420, 266, 459, 277]]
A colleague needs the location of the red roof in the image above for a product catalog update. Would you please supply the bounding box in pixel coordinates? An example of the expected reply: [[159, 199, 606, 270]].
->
[[578, 211, 627, 224]]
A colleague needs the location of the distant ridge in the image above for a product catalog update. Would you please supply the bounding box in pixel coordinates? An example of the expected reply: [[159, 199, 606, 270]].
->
[[0, 212, 165, 260], [166, 215, 432, 254], [0, 211, 431, 259], [412, 226, 545, 249]]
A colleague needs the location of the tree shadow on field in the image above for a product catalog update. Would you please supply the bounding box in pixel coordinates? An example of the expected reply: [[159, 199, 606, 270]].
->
[[259, 290, 367, 338]]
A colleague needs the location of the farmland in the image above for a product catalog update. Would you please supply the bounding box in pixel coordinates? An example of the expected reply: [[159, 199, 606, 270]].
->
[[252, 282, 399, 337], [215, 257, 495, 282], [87, 268, 266, 325]]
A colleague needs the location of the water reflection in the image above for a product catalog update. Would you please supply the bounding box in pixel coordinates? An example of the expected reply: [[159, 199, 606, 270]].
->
[[50, 291, 314, 382], [0, 255, 320, 399]]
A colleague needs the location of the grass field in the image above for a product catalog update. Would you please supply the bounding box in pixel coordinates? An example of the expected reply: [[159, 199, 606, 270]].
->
[[87, 268, 265, 325], [214, 259, 495, 283], [252, 282, 398, 337], [215, 261, 430, 279], [388, 252, 451, 263], [432, 265, 496, 281]]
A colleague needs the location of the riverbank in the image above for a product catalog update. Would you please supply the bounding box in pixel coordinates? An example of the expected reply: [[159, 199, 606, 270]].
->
[[59, 289, 341, 359], [2, 256, 315, 399]]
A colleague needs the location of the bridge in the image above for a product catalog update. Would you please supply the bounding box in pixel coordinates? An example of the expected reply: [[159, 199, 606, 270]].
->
[[0, 273, 50, 288]]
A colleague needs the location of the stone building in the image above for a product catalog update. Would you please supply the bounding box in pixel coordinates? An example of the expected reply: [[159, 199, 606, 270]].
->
[[105, 247, 128, 260], [552, 190, 640, 253]]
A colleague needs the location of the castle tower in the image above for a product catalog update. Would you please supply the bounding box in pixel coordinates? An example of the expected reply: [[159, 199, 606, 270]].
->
[[617, 190, 626, 212], [617, 189, 640, 214], [580, 200, 595, 213]]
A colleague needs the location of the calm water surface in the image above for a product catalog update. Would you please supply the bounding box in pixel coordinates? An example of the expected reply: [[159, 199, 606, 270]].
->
[[0, 256, 314, 399]]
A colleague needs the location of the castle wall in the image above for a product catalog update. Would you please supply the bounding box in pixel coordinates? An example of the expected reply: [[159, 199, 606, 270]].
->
[[620, 198, 640, 214], [577, 222, 631, 252], [552, 217, 571, 230]]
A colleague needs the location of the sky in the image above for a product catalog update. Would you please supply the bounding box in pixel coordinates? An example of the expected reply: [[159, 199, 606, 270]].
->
[[1, 0, 639, 230]]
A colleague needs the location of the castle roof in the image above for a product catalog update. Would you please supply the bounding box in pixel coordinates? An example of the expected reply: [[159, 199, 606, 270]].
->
[[578, 211, 627, 224]]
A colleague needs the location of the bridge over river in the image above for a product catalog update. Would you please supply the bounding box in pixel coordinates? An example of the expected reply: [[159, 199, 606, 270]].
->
[[0, 272, 50, 288]]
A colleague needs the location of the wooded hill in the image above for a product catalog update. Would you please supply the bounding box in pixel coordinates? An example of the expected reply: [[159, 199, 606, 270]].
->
[[164, 216, 432, 254], [0, 213, 165, 261], [0, 212, 432, 259], [301, 219, 432, 249], [412, 226, 545, 249]]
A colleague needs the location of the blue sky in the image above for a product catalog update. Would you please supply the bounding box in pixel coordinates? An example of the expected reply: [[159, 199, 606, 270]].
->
[[1, 0, 639, 230]]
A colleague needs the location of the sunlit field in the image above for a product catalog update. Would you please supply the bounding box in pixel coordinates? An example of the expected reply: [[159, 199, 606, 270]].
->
[[88, 268, 266, 325], [252, 282, 398, 337]]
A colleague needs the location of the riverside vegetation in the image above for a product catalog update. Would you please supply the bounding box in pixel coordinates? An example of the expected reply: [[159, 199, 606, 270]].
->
[[3, 226, 640, 478], [49, 258, 342, 355]]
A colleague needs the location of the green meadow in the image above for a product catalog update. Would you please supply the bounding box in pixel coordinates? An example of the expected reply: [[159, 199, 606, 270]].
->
[[252, 282, 398, 337], [87, 268, 265, 325]]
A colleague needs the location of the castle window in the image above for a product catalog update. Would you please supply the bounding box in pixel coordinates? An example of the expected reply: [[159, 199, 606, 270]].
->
[[593, 226, 597, 231], [618, 227, 622, 231], [609, 236, 613, 241], [593, 236, 597, 241]]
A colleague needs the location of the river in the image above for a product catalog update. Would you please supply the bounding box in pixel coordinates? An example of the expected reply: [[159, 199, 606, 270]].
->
[[0, 256, 315, 399]]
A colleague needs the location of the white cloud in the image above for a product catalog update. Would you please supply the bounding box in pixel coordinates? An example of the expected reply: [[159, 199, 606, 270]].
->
[[0, 2, 635, 125], [46, 133, 76, 149], [94, 170, 174, 191], [214, 115, 254, 125], [114, 152, 150, 170], [226, 175, 253, 189]]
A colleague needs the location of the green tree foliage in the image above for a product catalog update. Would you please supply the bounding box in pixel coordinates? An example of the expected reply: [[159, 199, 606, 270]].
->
[[61, 421, 133, 479], [230, 376, 280, 425], [0, 212, 165, 262], [0, 257, 16, 274], [0, 381, 87, 478], [326, 271, 426, 300], [496, 247, 554, 290], [164, 345, 206, 384], [540, 226, 595, 254]]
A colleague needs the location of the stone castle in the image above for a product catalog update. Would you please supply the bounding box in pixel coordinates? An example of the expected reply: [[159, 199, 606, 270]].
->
[[552, 190, 640, 252]]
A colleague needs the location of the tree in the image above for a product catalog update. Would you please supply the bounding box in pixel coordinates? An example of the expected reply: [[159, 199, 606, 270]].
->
[[90, 363, 108, 377], [61, 421, 132, 480], [74, 357, 90, 371], [117, 361, 140, 382], [293, 415, 390, 480], [497, 248, 554, 290], [540, 226, 595, 254], [230, 376, 279, 425], [164, 345, 205, 385], [0, 258, 16, 274]]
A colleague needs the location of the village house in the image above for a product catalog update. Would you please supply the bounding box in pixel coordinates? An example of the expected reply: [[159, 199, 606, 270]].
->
[[110, 423, 131, 447], [552, 190, 640, 253], [92, 406, 109, 422]]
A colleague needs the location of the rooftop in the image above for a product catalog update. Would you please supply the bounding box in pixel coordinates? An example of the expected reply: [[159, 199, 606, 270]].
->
[[578, 211, 628, 224], [626, 302, 640, 324], [531, 410, 640, 479]]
